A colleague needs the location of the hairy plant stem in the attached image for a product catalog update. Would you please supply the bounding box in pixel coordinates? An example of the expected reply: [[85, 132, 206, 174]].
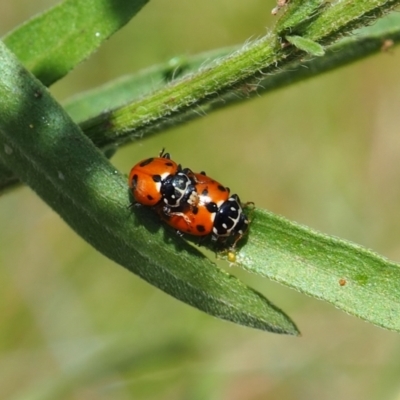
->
[[80, 0, 400, 148]]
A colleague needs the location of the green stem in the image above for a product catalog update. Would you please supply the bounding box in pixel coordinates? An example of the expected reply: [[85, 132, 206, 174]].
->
[[80, 0, 400, 148]]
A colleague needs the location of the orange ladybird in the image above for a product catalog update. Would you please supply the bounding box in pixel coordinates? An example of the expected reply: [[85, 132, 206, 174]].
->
[[129, 149, 179, 206]]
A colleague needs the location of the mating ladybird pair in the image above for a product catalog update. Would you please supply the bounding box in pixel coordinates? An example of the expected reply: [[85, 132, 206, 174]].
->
[[128, 149, 252, 247]]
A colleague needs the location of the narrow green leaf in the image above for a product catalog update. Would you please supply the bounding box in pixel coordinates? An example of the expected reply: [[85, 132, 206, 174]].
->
[[232, 209, 400, 332], [3, 0, 149, 86], [0, 41, 298, 335], [285, 35, 325, 56]]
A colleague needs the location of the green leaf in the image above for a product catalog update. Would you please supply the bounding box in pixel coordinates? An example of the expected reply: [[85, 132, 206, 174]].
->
[[3, 0, 149, 86], [285, 35, 325, 56], [0, 41, 298, 335], [231, 209, 400, 332]]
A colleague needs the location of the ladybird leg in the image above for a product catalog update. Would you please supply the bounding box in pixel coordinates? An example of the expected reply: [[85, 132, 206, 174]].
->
[[128, 202, 143, 210], [210, 235, 230, 253], [231, 233, 244, 249], [231, 216, 251, 248], [211, 233, 226, 246], [197, 235, 208, 247], [127, 189, 141, 209]]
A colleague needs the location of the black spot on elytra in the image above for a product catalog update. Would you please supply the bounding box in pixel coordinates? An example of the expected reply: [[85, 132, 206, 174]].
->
[[196, 225, 206, 233], [218, 185, 227, 192], [140, 158, 154, 167], [131, 174, 138, 189]]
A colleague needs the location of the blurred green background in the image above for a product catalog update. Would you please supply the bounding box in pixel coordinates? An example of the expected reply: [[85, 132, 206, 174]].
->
[[2, 1, 400, 399]]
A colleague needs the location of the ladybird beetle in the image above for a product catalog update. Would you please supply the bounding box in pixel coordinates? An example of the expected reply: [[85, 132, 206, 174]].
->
[[129, 152, 252, 248], [129, 149, 179, 206], [212, 194, 250, 245], [160, 172, 250, 246]]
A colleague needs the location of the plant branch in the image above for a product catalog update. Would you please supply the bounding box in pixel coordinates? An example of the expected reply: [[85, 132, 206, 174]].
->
[[78, 0, 400, 149]]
